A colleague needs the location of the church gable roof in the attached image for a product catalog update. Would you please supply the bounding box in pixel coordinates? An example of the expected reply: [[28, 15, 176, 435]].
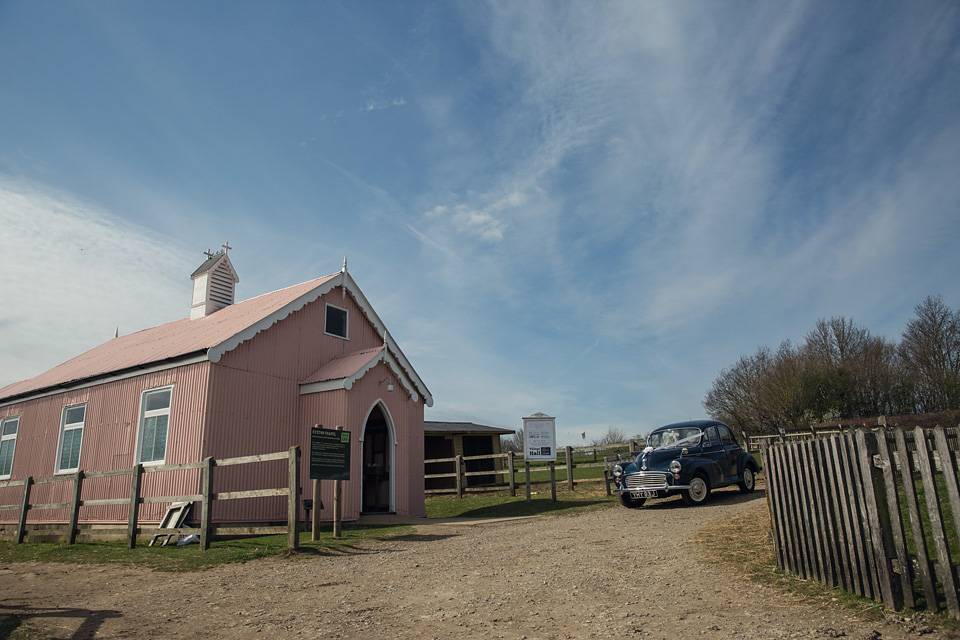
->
[[1, 268, 432, 407]]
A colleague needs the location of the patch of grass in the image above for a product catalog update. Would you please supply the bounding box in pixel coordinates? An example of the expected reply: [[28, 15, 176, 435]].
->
[[508, 465, 608, 483], [696, 503, 960, 637], [426, 482, 618, 519], [0, 614, 48, 639], [0, 525, 413, 573]]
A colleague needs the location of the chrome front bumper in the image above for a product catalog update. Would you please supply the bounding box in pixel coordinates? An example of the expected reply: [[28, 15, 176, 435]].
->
[[614, 471, 691, 492]]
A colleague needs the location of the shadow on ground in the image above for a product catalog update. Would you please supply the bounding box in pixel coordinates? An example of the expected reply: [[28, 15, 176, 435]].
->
[[0, 604, 121, 640]]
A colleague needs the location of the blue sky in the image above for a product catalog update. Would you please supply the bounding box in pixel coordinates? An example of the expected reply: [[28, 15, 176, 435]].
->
[[1, 1, 958, 446]]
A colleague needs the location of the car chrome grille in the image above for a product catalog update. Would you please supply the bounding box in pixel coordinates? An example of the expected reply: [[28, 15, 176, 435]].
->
[[623, 472, 669, 490]]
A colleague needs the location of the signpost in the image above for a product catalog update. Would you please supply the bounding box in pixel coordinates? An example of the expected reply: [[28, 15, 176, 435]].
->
[[522, 413, 556, 502], [310, 425, 351, 539]]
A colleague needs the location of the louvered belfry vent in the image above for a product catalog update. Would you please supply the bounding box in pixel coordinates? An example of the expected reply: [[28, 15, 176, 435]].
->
[[208, 265, 235, 307], [190, 247, 240, 319]]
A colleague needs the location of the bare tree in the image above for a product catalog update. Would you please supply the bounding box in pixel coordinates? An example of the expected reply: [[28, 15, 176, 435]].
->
[[899, 295, 960, 412], [803, 317, 869, 365], [501, 428, 524, 453], [703, 346, 774, 433], [704, 301, 960, 432], [591, 426, 626, 446]]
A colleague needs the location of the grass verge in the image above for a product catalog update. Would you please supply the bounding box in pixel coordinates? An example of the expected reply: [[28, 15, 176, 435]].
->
[[695, 502, 960, 637], [425, 481, 619, 518], [0, 524, 413, 573]]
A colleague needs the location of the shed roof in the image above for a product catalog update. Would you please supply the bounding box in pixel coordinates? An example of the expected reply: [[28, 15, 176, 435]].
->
[[424, 421, 515, 435], [1, 269, 432, 407]]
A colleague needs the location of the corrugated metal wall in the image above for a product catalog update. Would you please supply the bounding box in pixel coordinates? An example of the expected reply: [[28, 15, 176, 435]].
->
[[0, 283, 427, 527], [213, 285, 426, 522], [294, 361, 426, 521], [0, 362, 210, 524], [222, 285, 384, 381], [202, 364, 301, 523]]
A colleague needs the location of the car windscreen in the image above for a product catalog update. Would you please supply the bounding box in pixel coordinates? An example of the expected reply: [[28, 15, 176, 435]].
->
[[647, 427, 703, 450]]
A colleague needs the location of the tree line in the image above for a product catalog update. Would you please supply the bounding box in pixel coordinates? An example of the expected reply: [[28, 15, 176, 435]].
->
[[703, 295, 960, 435]]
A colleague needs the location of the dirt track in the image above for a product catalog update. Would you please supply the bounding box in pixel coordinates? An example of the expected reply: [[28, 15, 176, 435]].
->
[[0, 488, 950, 639]]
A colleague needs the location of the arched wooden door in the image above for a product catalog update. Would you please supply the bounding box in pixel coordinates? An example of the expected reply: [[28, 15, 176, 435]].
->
[[362, 405, 392, 513]]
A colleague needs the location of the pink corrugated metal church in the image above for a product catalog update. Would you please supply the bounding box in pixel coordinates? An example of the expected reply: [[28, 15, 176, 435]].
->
[[0, 249, 432, 527]]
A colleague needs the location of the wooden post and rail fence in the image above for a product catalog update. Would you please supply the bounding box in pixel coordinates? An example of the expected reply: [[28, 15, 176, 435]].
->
[[424, 441, 643, 499], [0, 446, 302, 551], [762, 426, 960, 620]]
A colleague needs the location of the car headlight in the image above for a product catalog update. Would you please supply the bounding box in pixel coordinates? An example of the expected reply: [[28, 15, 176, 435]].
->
[[613, 464, 623, 477], [669, 460, 682, 473]]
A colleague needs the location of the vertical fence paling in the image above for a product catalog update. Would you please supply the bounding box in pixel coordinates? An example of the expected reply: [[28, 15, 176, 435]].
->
[[2, 446, 302, 552], [894, 428, 938, 612], [765, 427, 960, 619], [913, 428, 960, 617]]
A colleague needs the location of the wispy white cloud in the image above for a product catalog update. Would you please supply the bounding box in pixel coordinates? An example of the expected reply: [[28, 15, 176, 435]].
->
[[423, 190, 524, 243], [1, 2, 956, 446], [364, 98, 406, 112], [0, 178, 193, 387]]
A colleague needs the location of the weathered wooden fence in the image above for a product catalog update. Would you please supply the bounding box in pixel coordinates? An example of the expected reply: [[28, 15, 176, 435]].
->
[[762, 427, 960, 619], [747, 425, 845, 452], [425, 442, 642, 498], [0, 446, 301, 551]]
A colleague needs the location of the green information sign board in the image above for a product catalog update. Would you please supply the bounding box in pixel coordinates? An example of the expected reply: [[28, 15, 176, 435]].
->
[[310, 426, 351, 481]]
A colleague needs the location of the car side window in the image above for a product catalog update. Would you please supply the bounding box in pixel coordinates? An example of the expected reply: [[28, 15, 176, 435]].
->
[[703, 426, 720, 447], [718, 425, 735, 446]]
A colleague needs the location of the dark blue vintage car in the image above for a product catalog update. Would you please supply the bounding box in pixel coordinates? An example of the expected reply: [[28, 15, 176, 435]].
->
[[613, 420, 759, 508]]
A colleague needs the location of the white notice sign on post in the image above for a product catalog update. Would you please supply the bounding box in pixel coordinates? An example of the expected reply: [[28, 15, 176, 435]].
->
[[523, 412, 556, 462]]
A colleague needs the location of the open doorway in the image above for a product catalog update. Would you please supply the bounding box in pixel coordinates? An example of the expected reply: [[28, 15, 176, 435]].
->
[[362, 404, 392, 513]]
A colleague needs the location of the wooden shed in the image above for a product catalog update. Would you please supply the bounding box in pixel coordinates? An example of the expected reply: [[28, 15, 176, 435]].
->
[[0, 251, 432, 529], [424, 421, 514, 490]]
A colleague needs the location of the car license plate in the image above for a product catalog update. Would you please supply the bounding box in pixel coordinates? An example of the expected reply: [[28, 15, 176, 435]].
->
[[631, 490, 658, 499]]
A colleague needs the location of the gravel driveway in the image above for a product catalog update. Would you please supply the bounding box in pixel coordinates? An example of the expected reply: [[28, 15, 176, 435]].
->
[[0, 488, 948, 639]]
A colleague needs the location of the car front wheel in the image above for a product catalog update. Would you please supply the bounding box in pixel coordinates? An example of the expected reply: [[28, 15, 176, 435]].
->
[[681, 474, 710, 505], [619, 493, 646, 508], [738, 467, 755, 493]]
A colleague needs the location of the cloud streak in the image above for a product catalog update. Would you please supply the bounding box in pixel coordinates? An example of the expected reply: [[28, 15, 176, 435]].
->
[[0, 178, 193, 387]]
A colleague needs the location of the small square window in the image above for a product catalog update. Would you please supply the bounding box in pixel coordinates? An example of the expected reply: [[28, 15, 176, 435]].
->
[[325, 304, 348, 339]]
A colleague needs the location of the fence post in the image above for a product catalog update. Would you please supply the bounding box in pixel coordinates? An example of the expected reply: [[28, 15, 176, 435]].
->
[[913, 427, 960, 617], [894, 429, 938, 611], [126, 464, 142, 549], [68, 471, 84, 545], [455, 455, 463, 499], [565, 446, 574, 491], [760, 443, 782, 566], [333, 426, 344, 538], [16, 476, 32, 544], [875, 429, 914, 608], [312, 479, 321, 541], [549, 461, 556, 502], [288, 445, 300, 550], [333, 472, 343, 539], [508, 451, 516, 497], [855, 430, 903, 612], [933, 427, 960, 555], [525, 461, 531, 502], [200, 457, 214, 550]]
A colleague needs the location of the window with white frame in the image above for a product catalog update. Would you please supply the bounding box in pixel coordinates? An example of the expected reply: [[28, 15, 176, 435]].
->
[[0, 416, 19, 478], [57, 404, 86, 473], [325, 303, 348, 339], [138, 386, 173, 464]]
